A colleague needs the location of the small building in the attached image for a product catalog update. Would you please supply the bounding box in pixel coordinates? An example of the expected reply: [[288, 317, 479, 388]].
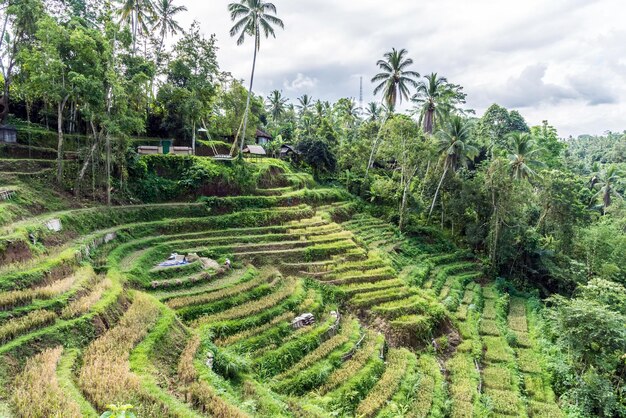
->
[[0, 125, 17, 143], [255, 129, 272, 146], [280, 144, 300, 159], [243, 144, 267, 157], [170, 146, 192, 155], [137, 145, 161, 155]]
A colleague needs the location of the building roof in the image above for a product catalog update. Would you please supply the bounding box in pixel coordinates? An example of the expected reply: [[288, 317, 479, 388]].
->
[[280, 144, 300, 154], [256, 129, 272, 139], [243, 145, 267, 156]]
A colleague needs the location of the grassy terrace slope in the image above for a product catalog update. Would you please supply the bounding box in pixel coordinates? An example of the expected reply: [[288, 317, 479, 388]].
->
[[0, 163, 563, 417]]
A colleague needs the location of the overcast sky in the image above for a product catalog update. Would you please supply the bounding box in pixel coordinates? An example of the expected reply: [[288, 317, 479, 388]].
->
[[177, 0, 626, 137]]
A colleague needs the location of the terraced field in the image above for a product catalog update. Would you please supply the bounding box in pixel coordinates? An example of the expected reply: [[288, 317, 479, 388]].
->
[[0, 168, 564, 417]]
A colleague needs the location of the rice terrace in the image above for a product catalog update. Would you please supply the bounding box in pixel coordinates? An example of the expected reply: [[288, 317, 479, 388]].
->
[[0, 0, 625, 417]]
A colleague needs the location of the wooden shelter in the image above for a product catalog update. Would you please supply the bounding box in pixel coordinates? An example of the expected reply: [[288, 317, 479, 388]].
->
[[242, 145, 267, 157]]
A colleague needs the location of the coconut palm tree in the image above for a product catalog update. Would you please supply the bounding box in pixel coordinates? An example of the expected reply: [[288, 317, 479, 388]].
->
[[153, 0, 187, 60], [412, 73, 466, 134], [266, 90, 288, 122], [364, 102, 382, 122], [429, 116, 478, 218], [228, 0, 284, 153], [296, 94, 313, 117], [371, 48, 419, 109], [506, 132, 545, 181], [118, 0, 156, 54], [591, 165, 623, 215]]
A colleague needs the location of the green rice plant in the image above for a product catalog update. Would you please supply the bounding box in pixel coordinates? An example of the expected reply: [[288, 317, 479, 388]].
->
[[508, 297, 528, 333], [514, 331, 533, 348], [11, 346, 83, 417], [318, 331, 382, 395], [323, 268, 397, 286], [303, 240, 358, 262], [170, 269, 276, 313], [324, 351, 385, 416], [0, 309, 57, 343], [254, 315, 338, 378], [390, 314, 433, 334], [482, 286, 498, 300], [336, 279, 405, 296], [194, 277, 299, 325], [215, 311, 294, 347], [350, 287, 413, 308], [355, 348, 412, 418], [517, 348, 543, 373], [479, 319, 501, 336], [372, 294, 445, 320], [524, 373, 556, 403], [483, 364, 515, 390], [482, 300, 497, 320], [432, 262, 478, 295], [228, 321, 293, 354], [483, 336, 514, 363], [178, 282, 277, 322], [528, 400, 563, 417], [274, 318, 360, 381], [156, 267, 251, 301], [483, 388, 523, 416]]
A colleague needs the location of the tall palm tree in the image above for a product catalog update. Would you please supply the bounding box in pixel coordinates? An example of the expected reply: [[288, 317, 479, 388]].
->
[[296, 94, 313, 117], [266, 90, 288, 122], [153, 0, 187, 60], [118, 0, 156, 54], [412, 73, 465, 134], [228, 0, 284, 153], [313, 100, 326, 124], [429, 116, 478, 218], [364, 102, 382, 122], [371, 48, 419, 109], [506, 132, 545, 181], [591, 165, 623, 215]]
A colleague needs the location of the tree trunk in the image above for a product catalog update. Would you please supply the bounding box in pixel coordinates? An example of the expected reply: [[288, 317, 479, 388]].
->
[[240, 36, 258, 153], [75, 121, 100, 196], [56, 95, 70, 184], [424, 109, 434, 134], [428, 165, 448, 220], [106, 132, 111, 206]]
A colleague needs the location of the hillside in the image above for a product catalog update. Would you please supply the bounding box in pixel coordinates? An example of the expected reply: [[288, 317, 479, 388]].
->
[[0, 161, 563, 418]]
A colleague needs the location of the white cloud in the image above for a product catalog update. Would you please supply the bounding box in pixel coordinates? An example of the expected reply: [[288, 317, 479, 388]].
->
[[283, 73, 318, 91]]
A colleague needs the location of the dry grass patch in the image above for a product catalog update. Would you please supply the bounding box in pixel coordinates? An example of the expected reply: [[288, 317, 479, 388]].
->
[[61, 277, 111, 319], [0, 309, 57, 343], [11, 346, 82, 418], [78, 292, 161, 412]]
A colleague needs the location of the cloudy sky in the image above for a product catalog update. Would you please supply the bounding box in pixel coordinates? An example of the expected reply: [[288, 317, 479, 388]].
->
[[177, 0, 626, 137]]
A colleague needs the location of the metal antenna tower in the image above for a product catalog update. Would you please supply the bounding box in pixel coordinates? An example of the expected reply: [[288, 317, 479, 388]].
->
[[359, 76, 363, 108]]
